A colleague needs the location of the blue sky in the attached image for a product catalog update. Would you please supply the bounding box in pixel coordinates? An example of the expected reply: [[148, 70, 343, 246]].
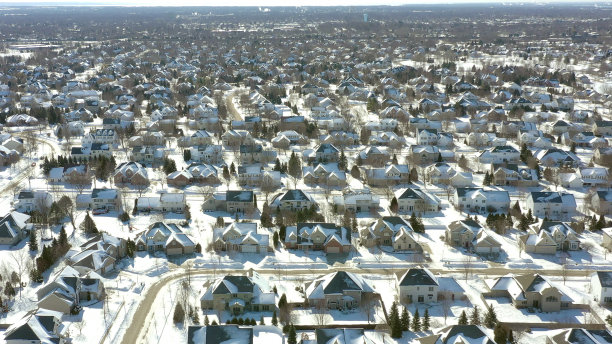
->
[[1, 0, 609, 5]]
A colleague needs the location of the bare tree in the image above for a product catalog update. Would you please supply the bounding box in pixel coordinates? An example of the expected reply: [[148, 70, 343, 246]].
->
[[440, 292, 452, 325], [10, 249, 30, 298], [313, 299, 329, 326], [66, 171, 91, 194], [462, 255, 473, 281], [361, 292, 378, 324]]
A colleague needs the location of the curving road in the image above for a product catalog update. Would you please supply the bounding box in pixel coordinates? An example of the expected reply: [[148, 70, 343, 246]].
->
[[118, 262, 604, 344]]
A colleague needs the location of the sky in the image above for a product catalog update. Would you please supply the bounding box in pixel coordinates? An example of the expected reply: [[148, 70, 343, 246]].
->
[[1, 0, 610, 6]]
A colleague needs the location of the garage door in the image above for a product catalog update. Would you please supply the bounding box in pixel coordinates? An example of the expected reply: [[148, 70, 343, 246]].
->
[[475, 247, 489, 254], [166, 248, 183, 256], [242, 245, 257, 253], [326, 246, 340, 253]]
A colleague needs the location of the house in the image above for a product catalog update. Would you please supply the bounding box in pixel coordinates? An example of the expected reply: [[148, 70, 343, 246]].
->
[[13, 190, 53, 213], [591, 191, 612, 215], [285, 223, 351, 254], [361, 216, 422, 252], [594, 120, 612, 136], [546, 328, 612, 344], [314, 143, 340, 162], [314, 329, 379, 344], [426, 162, 456, 185], [167, 164, 220, 187], [113, 161, 149, 186], [603, 227, 612, 252], [490, 163, 539, 187], [202, 190, 256, 214], [69, 233, 127, 275], [332, 189, 379, 213], [276, 189, 315, 212], [537, 221, 580, 251], [485, 273, 571, 312], [590, 271, 612, 305], [580, 167, 609, 187], [3, 309, 67, 344], [75, 188, 121, 211], [303, 163, 346, 187], [36, 266, 105, 314], [397, 268, 439, 303], [363, 164, 410, 186], [0, 211, 31, 246], [221, 130, 253, 147], [137, 192, 187, 213], [450, 172, 474, 187], [213, 222, 269, 253], [305, 271, 377, 310], [454, 188, 510, 213], [395, 188, 440, 214], [478, 145, 520, 165], [135, 222, 196, 255], [358, 146, 390, 167], [417, 129, 439, 145], [200, 274, 275, 314], [82, 128, 118, 146], [239, 144, 277, 164], [410, 145, 440, 164], [130, 146, 166, 165], [535, 148, 580, 168], [526, 192, 576, 220], [417, 325, 496, 344], [445, 219, 502, 255], [187, 325, 284, 344], [190, 145, 223, 164]]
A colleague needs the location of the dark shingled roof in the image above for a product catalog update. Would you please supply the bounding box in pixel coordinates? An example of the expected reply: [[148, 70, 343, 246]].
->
[[212, 276, 255, 295], [226, 190, 254, 203], [399, 268, 438, 286], [596, 271, 612, 288], [322, 271, 364, 294], [442, 325, 495, 344], [187, 325, 253, 344]]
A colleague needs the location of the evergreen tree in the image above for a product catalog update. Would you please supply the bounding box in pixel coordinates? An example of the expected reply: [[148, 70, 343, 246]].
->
[[288, 152, 302, 180], [458, 310, 468, 325], [183, 149, 191, 162], [401, 307, 410, 331], [390, 197, 399, 214], [204, 315, 210, 326], [483, 303, 498, 328], [29, 229, 38, 251], [518, 214, 529, 231], [173, 303, 185, 324], [411, 309, 421, 332], [409, 167, 418, 182], [339, 150, 347, 171], [260, 315, 265, 325], [271, 310, 278, 326], [287, 324, 297, 344], [389, 302, 402, 338], [507, 329, 514, 344], [392, 154, 398, 165], [526, 209, 534, 223], [483, 171, 491, 186], [80, 212, 98, 234], [494, 324, 508, 344], [422, 308, 430, 331], [469, 305, 481, 325]]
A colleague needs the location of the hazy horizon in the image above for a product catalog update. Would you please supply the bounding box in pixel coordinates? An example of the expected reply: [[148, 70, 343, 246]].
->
[[1, 0, 611, 6]]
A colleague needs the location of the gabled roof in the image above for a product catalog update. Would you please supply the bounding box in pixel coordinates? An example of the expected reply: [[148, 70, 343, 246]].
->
[[399, 268, 438, 287], [226, 190, 254, 203]]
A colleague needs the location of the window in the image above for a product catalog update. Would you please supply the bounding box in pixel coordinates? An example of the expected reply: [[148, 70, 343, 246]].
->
[[545, 296, 558, 302], [604, 297, 612, 303], [429, 287, 434, 291]]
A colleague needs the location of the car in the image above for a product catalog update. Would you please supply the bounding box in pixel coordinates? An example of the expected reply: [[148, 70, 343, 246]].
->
[[92, 208, 108, 215]]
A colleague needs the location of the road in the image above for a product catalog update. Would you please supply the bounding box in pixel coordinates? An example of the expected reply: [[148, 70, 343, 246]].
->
[[0, 131, 57, 196], [118, 261, 608, 344], [225, 91, 243, 122]]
